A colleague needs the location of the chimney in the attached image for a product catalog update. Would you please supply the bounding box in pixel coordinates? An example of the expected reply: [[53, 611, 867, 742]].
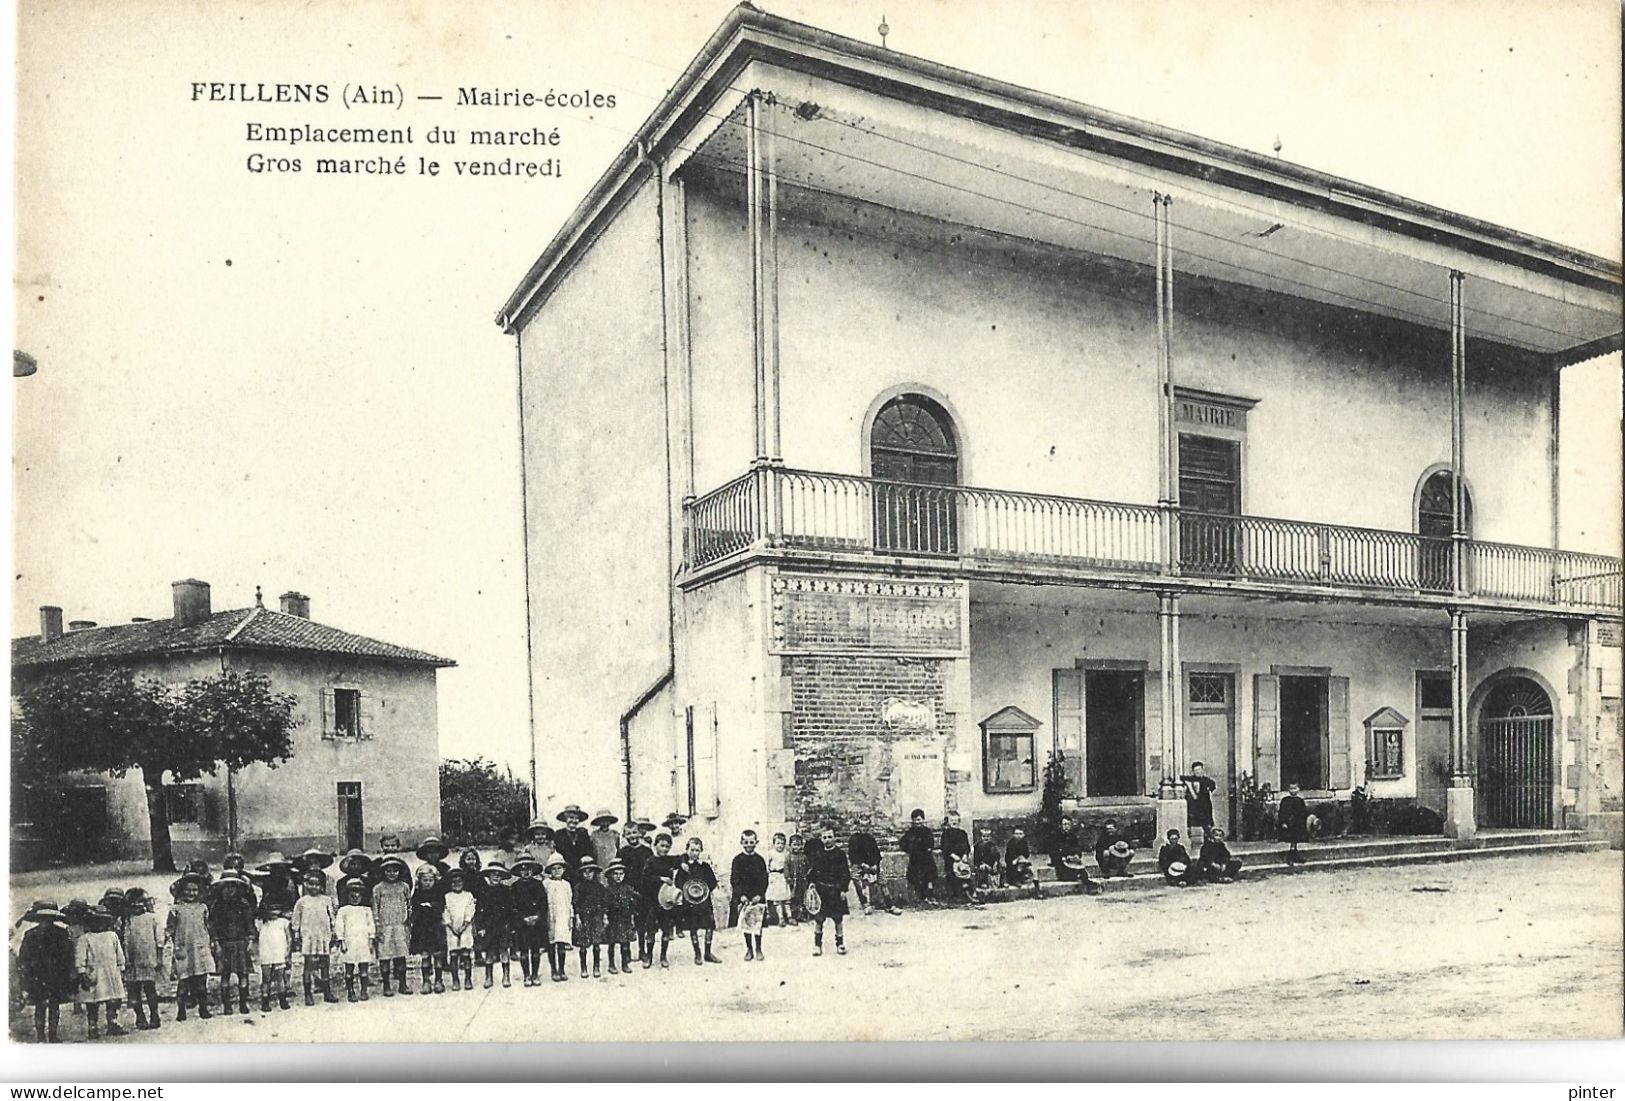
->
[[67, 620, 97, 632], [172, 579, 212, 626], [40, 606, 63, 643], [279, 591, 311, 619]]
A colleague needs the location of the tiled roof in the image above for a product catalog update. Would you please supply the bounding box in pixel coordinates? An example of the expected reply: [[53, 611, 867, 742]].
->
[[12, 607, 454, 669]]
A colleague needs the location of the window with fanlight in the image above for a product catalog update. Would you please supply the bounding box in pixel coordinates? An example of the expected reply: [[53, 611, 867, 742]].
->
[[869, 393, 959, 555]]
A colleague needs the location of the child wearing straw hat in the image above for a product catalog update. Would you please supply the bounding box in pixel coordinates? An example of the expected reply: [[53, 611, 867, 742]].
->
[[18, 901, 73, 1042], [441, 869, 477, 991], [541, 854, 574, 981], [165, 874, 215, 1021], [334, 877, 377, 1001], [338, 850, 375, 904], [208, 871, 258, 1015], [572, 856, 608, 979], [475, 861, 515, 989], [409, 863, 447, 994], [508, 856, 548, 986], [553, 806, 593, 884], [121, 889, 163, 1030], [589, 809, 623, 869], [297, 847, 337, 895], [290, 871, 339, 1006], [602, 860, 637, 975], [370, 855, 412, 996], [76, 906, 127, 1039], [521, 820, 557, 869]]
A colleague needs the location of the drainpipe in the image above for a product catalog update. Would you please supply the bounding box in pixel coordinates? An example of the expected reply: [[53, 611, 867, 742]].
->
[[615, 140, 682, 825], [514, 332, 539, 816]]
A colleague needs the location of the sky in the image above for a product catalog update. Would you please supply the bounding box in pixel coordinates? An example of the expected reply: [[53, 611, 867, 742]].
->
[[8, 0, 1622, 778]]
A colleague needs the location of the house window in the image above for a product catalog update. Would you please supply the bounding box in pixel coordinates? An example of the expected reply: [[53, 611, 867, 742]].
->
[[166, 782, 204, 825], [869, 393, 959, 556], [334, 689, 361, 737], [1280, 675, 1328, 789], [1363, 707, 1410, 780], [1189, 673, 1229, 707]]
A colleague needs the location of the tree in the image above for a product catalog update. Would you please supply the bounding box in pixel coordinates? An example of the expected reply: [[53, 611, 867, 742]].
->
[[439, 757, 532, 845], [14, 666, 300, 871]]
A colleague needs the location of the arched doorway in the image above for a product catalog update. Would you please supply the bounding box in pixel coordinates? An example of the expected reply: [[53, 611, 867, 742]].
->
[[1416, 469, 1472, 592], [869, 393, 959, 555], [1476, 674, 1554, 828]]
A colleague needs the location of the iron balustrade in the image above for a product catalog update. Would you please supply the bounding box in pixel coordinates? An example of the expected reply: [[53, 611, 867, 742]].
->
[[682, 467, 1624, 611]]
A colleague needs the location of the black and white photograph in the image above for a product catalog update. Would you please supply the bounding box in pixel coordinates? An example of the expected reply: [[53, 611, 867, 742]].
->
[[5, 0, 1622, 1071]]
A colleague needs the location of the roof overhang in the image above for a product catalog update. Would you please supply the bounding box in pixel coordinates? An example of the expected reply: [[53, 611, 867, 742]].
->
[[498, 3, 1622, 362]]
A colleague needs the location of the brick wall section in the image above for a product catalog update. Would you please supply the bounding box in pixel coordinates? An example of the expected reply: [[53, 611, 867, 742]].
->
[[785, 653, 954, 838]]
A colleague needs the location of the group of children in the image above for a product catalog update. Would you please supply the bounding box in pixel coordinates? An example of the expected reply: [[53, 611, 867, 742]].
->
[[9, 808, 866, 1043]]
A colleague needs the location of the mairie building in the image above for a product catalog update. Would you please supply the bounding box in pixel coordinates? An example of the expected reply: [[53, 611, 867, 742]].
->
[[498, 6, 1623, 850]]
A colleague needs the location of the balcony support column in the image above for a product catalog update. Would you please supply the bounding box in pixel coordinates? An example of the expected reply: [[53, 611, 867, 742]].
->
[[1156, 591, 1188, 840], [747, 90, 782, 466], [1154, 192, 1179, 575], [1445, 605, 1477, 842], [1449, 270, 1469, 598]]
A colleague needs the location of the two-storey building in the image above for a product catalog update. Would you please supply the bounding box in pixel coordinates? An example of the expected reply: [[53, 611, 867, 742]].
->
[[501, 6, 1622, 848], [11, 579, 454, 865]]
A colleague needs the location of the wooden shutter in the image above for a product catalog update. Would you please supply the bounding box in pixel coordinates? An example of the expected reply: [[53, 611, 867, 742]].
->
[[1327, 676, 1351, 788], [320, 688, 336, 739], [695, 705, 720, 817], [1143, 671, 1162, 783], [1053, 670, 1085, 796], [1253, 674, 1280, 788], [360, 694, 381, 741]]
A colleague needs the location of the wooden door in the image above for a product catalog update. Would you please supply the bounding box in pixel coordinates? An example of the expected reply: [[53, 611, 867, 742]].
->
[[1178, 434, 1241, 575], [1184, 672, 1235, 834], [337, 782, 364, 852], [1415, 673, 1452, 813]]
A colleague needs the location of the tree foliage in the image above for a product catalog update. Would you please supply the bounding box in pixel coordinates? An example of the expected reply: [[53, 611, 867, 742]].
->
[[439, 756, 532, 845], [14, 665, 301, 870]]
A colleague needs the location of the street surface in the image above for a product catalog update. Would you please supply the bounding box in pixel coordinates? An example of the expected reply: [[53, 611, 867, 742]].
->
[[11, 850, 1622, 1042]]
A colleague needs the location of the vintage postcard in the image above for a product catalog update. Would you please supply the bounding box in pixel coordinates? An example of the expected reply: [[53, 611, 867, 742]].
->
[[7, 0, 1622, 1054]]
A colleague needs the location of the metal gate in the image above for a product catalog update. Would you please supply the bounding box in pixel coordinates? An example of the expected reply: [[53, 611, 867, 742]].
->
[[1476, 716, 1553, 828]]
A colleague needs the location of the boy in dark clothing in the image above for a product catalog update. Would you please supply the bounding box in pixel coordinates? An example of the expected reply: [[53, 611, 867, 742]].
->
[[1279, 783, 1310, 863], [729, 830, 769, 959], [847, 829, 898, 915], [208, 872, 258, 1015], [900, 810, 937, 904], [1198, 828, 1243, 882], [1004, 826, 1033, 887], [940, 814, 973, 902], [1157, 829, 1199, 887], [17, 901, 73, 1042], [972, 826, 1002, 890], [1094, 820, 1136, 878], [642, 833, 682, 968], [475, 862, 514, 989], [508, 858, 547, 987], [809, 826, 851, 956], [1182, 762, 1218, 834], [603, 860, 638, 974], [676, 837, 721, 966]]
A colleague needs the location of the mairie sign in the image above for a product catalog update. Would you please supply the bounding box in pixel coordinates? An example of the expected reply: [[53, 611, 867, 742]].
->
[[772, 574, 965, 654]]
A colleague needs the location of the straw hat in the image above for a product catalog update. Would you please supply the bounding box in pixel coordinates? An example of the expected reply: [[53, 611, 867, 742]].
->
[[337, 874, 370, 899], [19, 900, 63, 923], [590, 809, 619, 827], [376, 855, 410, 878], [543, 853, 568, 871], [604, 860, 626, 876], [482, 861, 514, 880], [555, 804, 587, 824], [299, 846, 336, 869], [415, 837, 450, 862], [510, 857, 542, 876], [257, 851, 294, 872], [339, 849, 374, 875]]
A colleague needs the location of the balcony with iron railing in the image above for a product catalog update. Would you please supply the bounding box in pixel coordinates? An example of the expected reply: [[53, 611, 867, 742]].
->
[[683, 466, 1624, 613]]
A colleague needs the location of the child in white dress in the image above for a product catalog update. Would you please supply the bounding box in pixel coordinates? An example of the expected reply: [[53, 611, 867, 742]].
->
[[541, 855, 574, 982], [765, 833, 793, 927], [440, 870, 477, 991], [75, 906, 127, 1040], [257, 904, 292, 1012], [333, 879, 376, 1003]]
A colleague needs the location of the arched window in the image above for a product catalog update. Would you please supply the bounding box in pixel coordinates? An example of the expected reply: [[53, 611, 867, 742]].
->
[[1484, 676, 1552, 720], [869, 395, 959, 486], [869, 394, 959, 555], [1478, 674, 1554, 828], [1417, 469, 1472, 592], [1417, 469, 1472, 540]]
